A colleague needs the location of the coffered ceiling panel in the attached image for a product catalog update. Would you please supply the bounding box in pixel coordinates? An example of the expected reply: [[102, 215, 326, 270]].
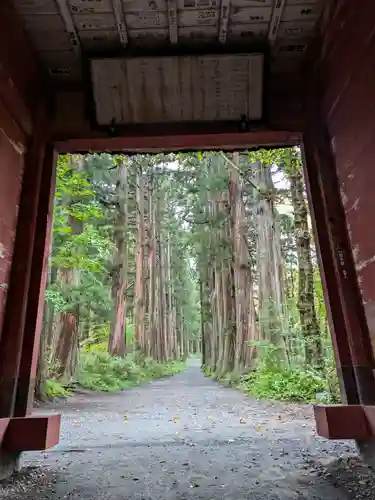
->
[[11, 0, 324, 84]]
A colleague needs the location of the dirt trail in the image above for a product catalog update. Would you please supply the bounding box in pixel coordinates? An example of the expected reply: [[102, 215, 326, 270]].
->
[[2, 361, 375, 499]]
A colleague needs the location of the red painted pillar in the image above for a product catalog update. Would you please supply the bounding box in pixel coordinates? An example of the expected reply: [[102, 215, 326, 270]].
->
[[0, 114, 47, 418], [14, 145, 56, 416], [303, 120, 375, 406]]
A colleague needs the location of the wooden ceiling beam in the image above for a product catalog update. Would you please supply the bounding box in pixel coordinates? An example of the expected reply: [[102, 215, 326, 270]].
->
[[55, 0, 81, 57], [268, 0, 286, 44], [112, 0, 129, 47], [55, 129, 301, 154], [218, 0, 230, 44], [167, 0, 178, 44]]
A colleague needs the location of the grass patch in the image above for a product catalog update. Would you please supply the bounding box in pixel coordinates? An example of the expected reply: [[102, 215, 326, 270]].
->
[[75, 348, 186, 392]]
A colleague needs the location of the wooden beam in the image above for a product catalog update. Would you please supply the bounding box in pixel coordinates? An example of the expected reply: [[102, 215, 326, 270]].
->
[[55, 0, 81, 58], [0, 110, 46, 418], [302, 133, 359, 404], [304, 122, 375, 405], [268, 0, 286, 44], [167, 0, 178, 44], [314, 405, 370, 440], [14, 146, 57, 417], [218, 0, 230, 44], [112, 0, 129, 47], [1, 414, 60, 452], [55, 129, 301, 153]]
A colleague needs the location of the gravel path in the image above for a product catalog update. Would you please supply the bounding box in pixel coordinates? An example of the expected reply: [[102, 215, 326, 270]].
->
[[2, 361, 375, 499]]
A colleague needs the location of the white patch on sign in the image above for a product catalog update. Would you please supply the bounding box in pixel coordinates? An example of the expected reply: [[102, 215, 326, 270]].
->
[[0, 243, 5, 259]]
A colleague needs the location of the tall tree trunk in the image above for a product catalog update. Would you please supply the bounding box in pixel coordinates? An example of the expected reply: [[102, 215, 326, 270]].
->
[[155, 192, 168, 361], [199, 274, 208, 366], [54, 267, 80, 382], [35, 248, 56, 399], [147, 168, 157, 358], [166, 235, 175, 358], [228, 153, 259, 373], [108, 159, 128, 357], [255, 160, 287, 363], [134, 166, 145, 352], [288, 161, 322, 369], [218, 165, 236, 376]]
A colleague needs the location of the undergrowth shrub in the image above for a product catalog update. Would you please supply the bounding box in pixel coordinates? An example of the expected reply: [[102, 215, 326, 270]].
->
[[76, 348, 185, 392], [238, 368, 326, 403], [44, 379, 72, 399], [205, 338, 340, 404]]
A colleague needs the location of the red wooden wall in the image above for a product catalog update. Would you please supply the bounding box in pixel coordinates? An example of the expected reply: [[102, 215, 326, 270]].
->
[[0, 130, 24, 334], [320, 1, 375, 351], [0, 0, 41, 341]]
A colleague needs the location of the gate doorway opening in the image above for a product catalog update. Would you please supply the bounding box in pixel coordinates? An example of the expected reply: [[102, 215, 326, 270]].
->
[[39, 147, 337, 406], [2, 143, 375, 499]]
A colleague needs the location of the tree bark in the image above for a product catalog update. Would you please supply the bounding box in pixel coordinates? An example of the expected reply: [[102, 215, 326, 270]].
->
[[288, 162, 323, 369], [147, 167, 157, 359], [108, 159, 128, 357], [255, 160, 287, 363], [54, 267, 80, 382], [134, 166, 145, 352], [228, 153, 258, 373]]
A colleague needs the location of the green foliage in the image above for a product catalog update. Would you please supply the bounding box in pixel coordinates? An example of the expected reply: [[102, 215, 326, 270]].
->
[[44, 379, 72, 399], [48, 155, 113, 320], [80, 320, 135, 354], [76, 350, 185, 392], [238, 368, 326, 403], [237, 339, 327, 402]]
